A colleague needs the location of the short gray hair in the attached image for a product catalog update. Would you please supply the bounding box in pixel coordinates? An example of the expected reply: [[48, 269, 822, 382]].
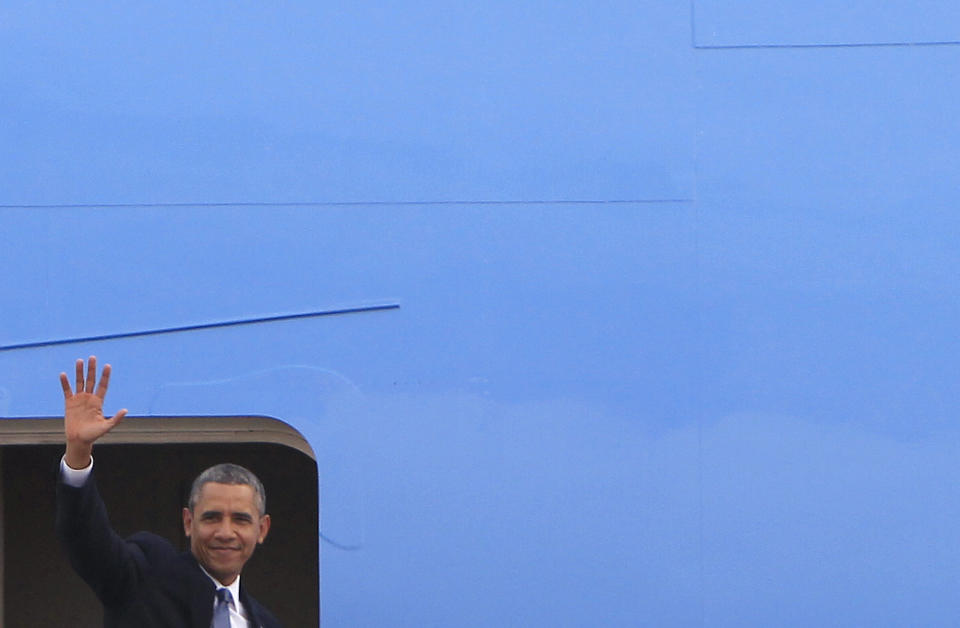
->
[[188, 463, 267, 516]]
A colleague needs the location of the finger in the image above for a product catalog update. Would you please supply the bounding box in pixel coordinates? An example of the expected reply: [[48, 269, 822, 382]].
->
[[85, 356, 97, 394], [59, 373, 72, 399], [96, 364, 112, 399], [75, 359, 84, 393]]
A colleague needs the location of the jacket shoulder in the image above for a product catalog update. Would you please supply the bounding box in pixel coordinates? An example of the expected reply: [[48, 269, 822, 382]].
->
[[126, 531, 179, 563]]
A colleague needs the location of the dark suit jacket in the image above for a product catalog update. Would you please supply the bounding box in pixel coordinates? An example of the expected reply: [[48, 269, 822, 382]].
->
[[56, 469, 282, 628]]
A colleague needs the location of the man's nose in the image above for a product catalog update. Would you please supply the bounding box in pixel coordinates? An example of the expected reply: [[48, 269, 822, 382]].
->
[[214, 519, 235, 538]]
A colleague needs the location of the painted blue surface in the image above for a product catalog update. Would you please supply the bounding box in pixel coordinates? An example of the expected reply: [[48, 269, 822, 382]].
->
[[694, 0, 960, 47], [3, 2, 960, 626], [1, 1, 693, 204]]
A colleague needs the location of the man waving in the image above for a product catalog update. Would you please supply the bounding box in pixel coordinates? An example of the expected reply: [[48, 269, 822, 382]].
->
[[56, 356, 282, 627]]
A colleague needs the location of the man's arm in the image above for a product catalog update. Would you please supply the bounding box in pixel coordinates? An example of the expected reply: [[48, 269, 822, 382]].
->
[[57, 357, 141, 605], [60, 356, 127, 469]]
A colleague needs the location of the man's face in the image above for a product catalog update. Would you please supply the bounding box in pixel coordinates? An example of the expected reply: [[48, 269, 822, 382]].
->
[[182, 482, 271, 585]]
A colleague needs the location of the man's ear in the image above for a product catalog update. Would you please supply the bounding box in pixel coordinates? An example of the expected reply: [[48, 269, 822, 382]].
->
[[182, 507, 193, 537], [257, 514, 271, 544]]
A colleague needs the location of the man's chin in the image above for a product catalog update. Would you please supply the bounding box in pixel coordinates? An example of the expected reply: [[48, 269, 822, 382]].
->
[[199, 555, 242, 584]]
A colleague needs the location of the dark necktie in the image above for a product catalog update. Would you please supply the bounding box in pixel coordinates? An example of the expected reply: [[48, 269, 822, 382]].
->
[[213, 588, 233, 628]]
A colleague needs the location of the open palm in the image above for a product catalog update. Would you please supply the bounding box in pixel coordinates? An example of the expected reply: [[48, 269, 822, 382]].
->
[[60, 357, 127, 447]]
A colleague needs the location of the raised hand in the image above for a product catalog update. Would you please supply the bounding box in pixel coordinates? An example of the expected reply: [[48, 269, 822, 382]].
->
[[60, 356, 128, 469]]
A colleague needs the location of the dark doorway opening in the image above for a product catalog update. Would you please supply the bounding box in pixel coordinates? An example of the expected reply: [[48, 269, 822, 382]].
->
[[1, 420, 319, 627]]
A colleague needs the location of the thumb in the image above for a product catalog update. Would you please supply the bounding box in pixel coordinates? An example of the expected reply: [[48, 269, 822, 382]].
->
[[106, 408, 128, 429]]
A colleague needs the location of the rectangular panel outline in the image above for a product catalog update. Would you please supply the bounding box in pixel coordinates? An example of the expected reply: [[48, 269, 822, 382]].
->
[[691, 0, 960, 49]]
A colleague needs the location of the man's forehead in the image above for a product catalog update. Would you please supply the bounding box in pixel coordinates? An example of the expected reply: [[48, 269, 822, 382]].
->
[[196, 482, 257, 507]]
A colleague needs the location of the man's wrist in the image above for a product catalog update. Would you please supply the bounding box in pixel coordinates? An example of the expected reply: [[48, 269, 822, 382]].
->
[[64, 443, 93, 470]]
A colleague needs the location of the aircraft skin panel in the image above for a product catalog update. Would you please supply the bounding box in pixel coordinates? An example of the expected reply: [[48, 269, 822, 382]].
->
[[693, 31, 960, 626], [0, 1, 694, 205], [694, 0, 960, 47], [696, 44, 960, 207]]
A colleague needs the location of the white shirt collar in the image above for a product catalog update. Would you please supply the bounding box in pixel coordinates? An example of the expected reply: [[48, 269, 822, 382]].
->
[[197, 563, 242, 609]]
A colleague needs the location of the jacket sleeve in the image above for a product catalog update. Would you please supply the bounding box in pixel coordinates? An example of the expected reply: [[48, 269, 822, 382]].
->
[[55, 467, 147, 606]]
